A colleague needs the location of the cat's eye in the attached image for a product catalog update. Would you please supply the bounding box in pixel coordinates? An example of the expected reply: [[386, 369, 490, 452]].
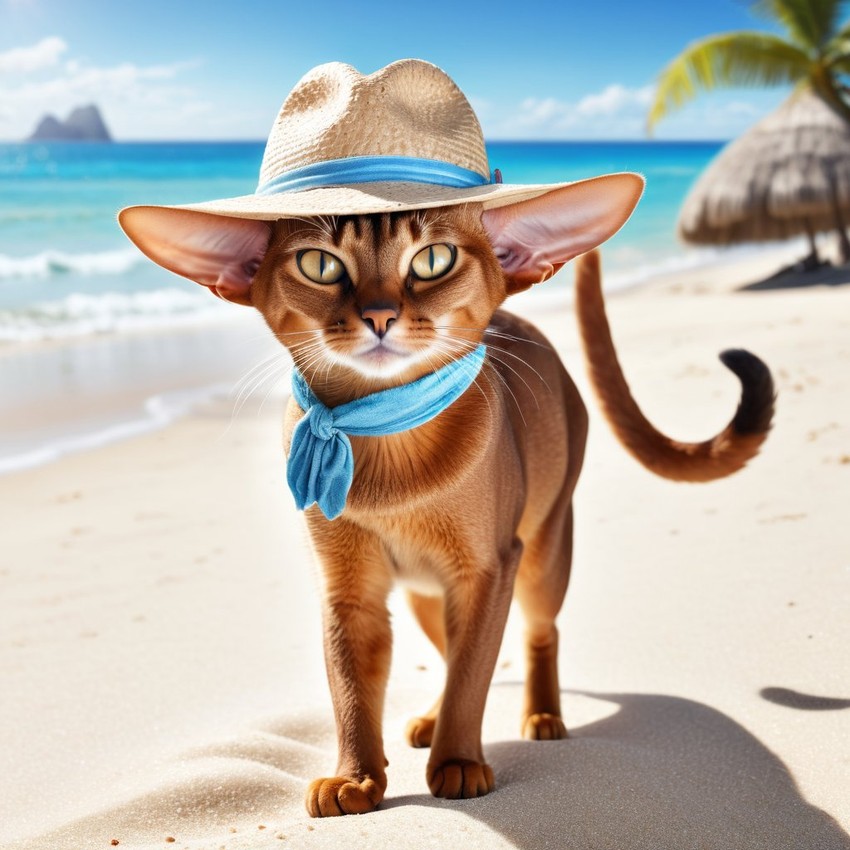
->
[[297, 250, 346, 285], [410, 244, 456, 281]]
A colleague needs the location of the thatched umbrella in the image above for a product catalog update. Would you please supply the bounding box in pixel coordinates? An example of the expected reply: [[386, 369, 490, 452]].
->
[[678, 87, 850, 264]]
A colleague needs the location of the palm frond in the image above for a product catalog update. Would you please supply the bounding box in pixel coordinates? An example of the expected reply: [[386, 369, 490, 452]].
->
[[648, 31, 811, 131], [751, 0, 845, 51], [828, 54, 850, 73], [824, 17, 850, 61]]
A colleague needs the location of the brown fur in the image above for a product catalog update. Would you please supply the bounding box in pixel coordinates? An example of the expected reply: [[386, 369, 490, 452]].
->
[[574, 250, 775, 480], [243, 205, 773, 816]]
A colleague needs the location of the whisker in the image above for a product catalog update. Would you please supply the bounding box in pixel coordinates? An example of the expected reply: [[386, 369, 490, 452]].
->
[[427, 338, 496, 421], [436, 327, 554, 400], [434, 324, 555, 353], [232, 351, 290, 403], [477, 342, 551, 402], [232, 356, 291, 419], [433, 336, 530, 426]]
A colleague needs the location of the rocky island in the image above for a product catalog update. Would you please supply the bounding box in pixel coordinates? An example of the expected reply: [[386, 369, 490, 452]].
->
[[27, 104, 112, 142]]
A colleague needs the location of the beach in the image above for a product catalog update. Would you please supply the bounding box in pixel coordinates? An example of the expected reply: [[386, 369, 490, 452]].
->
[[2, 247, 848, 850]]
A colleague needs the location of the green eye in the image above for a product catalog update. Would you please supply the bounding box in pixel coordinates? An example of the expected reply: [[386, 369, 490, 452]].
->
[[410, 244, 456, 281], [297, 250, 346, 284]]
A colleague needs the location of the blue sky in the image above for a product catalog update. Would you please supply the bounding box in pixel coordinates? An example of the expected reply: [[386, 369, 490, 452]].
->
[[1, 0, 799, 141]]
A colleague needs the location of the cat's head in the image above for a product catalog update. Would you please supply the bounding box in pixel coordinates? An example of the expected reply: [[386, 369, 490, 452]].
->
[[124, 174, 641, 392]]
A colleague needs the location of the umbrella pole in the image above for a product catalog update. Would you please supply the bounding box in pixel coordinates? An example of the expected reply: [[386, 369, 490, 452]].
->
[[829, 190, 850, 265], [803, 219, 820, 268]]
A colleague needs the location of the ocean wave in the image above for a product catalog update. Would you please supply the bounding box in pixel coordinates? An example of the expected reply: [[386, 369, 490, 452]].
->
[[0, 288, 229, 342], [0, 248, 143, 279]]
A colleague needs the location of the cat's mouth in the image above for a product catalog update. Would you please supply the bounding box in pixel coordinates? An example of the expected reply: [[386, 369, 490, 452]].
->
[[359, 339, 409, 365], [340, 338, 431, 378]]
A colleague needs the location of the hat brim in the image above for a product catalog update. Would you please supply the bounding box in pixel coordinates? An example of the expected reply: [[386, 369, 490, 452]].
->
[[120, 178, 590, 224], [117, 173, 645, 300]]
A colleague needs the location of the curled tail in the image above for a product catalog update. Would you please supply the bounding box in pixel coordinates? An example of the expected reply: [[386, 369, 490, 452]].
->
[[574, 250, 774, 482]]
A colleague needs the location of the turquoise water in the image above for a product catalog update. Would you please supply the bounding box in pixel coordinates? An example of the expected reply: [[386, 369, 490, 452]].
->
[[0, 140, 723, 341]]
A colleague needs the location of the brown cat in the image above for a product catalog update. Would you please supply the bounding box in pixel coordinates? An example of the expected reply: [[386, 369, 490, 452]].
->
[[120, 187, 773, 817]]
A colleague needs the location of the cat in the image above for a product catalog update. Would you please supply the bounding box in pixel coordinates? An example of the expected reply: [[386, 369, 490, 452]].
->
[[124, 189, 773, 817]]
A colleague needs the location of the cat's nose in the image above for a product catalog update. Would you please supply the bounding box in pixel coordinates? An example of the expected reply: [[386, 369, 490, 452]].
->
[[361, 306, 398, 339]]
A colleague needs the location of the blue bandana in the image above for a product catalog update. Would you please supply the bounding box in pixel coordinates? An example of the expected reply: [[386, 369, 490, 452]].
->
[[287, 344, 487, 520]]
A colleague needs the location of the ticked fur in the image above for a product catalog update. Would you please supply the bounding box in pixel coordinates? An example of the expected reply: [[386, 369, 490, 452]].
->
[[142, 192, 773, 817]]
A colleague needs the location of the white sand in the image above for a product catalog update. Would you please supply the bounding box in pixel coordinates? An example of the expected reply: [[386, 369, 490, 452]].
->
[[2, 251, 849, 849]]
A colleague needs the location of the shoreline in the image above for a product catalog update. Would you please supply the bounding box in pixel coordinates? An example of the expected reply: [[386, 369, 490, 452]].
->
[[2, 246, 848, 848], [0, 310, 279, 475], [1, 240, 830, 478]]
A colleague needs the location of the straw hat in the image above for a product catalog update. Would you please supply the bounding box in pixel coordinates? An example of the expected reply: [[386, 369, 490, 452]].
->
[[119, 59, 638, 233]]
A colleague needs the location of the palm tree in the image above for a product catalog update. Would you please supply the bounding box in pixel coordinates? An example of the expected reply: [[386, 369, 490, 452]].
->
[[648, 0, 850, 129], [648, 0, 850, 262]]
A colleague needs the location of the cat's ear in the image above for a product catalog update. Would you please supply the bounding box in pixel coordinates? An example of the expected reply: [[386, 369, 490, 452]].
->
[[482, 173, 644, 294], [118, 207, 272, 307]]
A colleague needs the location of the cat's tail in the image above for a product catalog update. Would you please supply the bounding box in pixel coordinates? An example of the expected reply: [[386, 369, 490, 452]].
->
[[573, 250, 774, 482]]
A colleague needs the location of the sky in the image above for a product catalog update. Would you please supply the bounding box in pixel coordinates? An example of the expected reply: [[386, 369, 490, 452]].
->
[[0, 0, 801, 141]]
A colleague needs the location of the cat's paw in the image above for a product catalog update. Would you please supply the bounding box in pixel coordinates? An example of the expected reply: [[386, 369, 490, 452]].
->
[[305, 775, 384, 817], [405, 715, 436, 748], [522, 712, 568, 741], [426, 759, 495, 799]]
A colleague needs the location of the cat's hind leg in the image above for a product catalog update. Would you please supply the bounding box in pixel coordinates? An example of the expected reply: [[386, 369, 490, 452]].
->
[[404, 591, 445, 748], [514, 501, 575, 741], [514, 375, 586, 741]]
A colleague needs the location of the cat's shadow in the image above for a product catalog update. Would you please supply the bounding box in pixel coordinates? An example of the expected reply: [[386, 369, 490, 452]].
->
[[383, 690, 850, 850]]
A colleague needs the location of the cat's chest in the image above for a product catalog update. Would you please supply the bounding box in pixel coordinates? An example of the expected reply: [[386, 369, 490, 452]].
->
[[284, 387, 497, 512]]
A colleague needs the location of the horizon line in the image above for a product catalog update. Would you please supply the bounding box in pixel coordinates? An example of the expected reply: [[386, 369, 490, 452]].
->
[[2, 137, 732, 145]]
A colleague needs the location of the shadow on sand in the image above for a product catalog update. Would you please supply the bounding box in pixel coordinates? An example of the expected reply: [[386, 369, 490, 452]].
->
[[739, 260, 850, 291], [15, 691, 849, 849], [761, 686, 850, 711], [385, 690, 850, 850]]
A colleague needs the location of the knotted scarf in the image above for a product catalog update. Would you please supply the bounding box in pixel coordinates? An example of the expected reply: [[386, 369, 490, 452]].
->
[[287, 344, 487, 520]]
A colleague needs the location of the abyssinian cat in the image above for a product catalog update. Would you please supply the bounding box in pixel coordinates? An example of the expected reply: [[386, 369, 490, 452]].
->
[[121, 189, 773, 817]]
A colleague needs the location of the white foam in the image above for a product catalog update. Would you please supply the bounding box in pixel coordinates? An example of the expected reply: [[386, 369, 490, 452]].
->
[[0, 247, 143, 279], [0, 287, 229, 342]]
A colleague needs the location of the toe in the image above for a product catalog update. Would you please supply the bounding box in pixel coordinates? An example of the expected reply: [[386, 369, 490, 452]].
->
[[522, 712, 568, 741], [306, 776, 383, 817], [427, 759, 495, 799], [405, 716, 436, 748]]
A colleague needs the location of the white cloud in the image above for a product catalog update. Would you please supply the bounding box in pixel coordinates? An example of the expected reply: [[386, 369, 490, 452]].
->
[[0, 37, 203, 139], [517, 97, 568, 124], [494, 83, 658, 138], [478, 82, 770, 140], [0, 36, 67, 74], [576, 84, 654, 117]]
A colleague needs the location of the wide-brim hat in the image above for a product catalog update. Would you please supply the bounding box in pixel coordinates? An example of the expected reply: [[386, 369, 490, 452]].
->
[[119, 59, 642, 259]]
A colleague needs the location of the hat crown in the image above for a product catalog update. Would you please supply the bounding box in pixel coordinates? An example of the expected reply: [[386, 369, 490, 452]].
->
[[258, 60, 490, 189]]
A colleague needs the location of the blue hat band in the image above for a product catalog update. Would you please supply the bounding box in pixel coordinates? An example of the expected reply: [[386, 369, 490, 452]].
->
[[256, 155, 492, 195]]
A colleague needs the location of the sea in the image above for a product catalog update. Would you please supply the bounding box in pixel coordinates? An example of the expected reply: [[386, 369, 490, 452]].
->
[[0, 140, 730, 343], [0, 140, 747, 473]]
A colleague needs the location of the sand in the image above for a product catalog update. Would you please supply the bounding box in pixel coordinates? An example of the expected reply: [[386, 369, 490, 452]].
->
[[2, 249, 849, 850]]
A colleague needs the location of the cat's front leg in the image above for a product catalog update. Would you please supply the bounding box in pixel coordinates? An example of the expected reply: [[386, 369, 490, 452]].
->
[[426, 538, 522, 799], [304, 514, 393, 817]]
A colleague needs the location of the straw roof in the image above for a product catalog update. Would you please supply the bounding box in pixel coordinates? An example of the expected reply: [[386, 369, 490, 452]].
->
[[678, 87, 850, 244]]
